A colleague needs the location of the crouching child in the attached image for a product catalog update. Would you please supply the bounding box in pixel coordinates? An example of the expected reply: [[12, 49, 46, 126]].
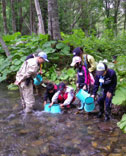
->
[[43, 83, 58, 106], [49, 82, 75, 109]]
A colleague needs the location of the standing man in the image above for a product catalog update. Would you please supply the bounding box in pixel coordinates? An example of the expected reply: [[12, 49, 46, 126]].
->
[[92, 62, 117, 121], [14, 52, 49, 113]]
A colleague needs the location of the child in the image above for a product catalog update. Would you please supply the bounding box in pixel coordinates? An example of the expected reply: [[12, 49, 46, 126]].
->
[[43, 83, 58, 106], [71, 56, 94, 92], [49, 82, 75, 109], [72, 47, 96, 76]]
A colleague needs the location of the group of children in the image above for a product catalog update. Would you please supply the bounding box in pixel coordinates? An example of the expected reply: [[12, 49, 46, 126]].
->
[[43, 47, 96, 111], [15, 47, 117, 121]]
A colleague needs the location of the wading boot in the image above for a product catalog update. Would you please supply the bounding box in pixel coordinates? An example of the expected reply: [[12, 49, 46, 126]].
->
[[97, 112, 103, 118], [104, 115, 110, 121]]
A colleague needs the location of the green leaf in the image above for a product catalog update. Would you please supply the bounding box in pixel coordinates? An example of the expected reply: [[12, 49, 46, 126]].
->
[[112, 87, 126, 105], [8, 83, 18, 90]]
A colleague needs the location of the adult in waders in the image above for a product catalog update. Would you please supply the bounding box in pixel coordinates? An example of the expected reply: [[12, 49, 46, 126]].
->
[[72, 47, 96, 93], [92, 62, 117, 121], [14, 52, 49, 113]]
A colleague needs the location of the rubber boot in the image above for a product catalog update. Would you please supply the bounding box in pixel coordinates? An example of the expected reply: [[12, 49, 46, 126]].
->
[[104, 115, 110, 121], [97, 112, 103, 118]]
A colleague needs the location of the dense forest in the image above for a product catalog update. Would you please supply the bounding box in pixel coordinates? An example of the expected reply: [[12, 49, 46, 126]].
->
[[0, 0, 126, 132]]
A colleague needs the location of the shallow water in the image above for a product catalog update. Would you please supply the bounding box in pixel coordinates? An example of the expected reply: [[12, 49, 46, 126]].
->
[[0, 83, 126, 156]]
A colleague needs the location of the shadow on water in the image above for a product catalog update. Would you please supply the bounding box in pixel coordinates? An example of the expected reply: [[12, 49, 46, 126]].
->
[[0, 83, 126, 156]]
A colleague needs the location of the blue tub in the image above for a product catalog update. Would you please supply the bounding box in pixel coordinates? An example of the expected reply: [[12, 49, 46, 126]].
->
[[51, 104, 61, 114], [44, 103, 51, 112], [84, 97, 95, 112], [76, 89, 90, 103], [34, 74, 43, 86]]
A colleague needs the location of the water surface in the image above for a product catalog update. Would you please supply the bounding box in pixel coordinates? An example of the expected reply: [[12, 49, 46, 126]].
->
[[0, 83, 125, 156]]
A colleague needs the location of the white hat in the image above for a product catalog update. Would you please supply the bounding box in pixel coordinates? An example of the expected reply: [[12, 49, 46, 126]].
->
[[96, 62, 105, 75], [38, 52, 49, 62], [70, 56, 81, 66]]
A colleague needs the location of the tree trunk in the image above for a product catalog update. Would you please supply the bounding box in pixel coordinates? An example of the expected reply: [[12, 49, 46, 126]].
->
[[48, 0, 61, 40], [11, 0, 16, 32], [30, 0, 34, 34], [1, 0, 8, 34], [34, 0, 45, 34], [124, 4, 126, 30], [113, 0, 121, 35], [0, 37, 11, 58], [18, 0, 23, 33]]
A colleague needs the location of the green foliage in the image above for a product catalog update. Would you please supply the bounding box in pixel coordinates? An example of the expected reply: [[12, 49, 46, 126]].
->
[[7, 83, 18, 90], [111, 55, 126, 106], [117, 114, 126, 133], [115, 56, 126, 76], [61, 29, 85, 47], [1, 30, 126, 95], [112, 85, 126, 106]]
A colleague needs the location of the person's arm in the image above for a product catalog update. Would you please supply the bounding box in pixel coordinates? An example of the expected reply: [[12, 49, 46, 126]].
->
[[62, 88, 74, 106], [92, 75, 100, 96], [43, 91, 49, 106], [16, 61, 39, 84], [108, 71, 117, 94], [49, 90, 60, 107]]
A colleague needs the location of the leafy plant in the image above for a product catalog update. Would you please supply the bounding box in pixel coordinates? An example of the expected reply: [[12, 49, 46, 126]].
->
[[117, 114, 126, 133]]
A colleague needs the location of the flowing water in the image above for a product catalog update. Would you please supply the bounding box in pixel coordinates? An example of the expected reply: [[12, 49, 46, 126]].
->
[[0, 83, 126, 156]]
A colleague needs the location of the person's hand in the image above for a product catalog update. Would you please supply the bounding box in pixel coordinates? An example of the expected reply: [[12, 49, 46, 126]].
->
[[60, 104, 64, 108], [76, 83, 79, 88], [14, 81, 20, 86], [91, 95, 95, 99], [43, 101, 46, 106], [49, 102, 53, 107], [38, 71, 42, 75], [83, 85, 87, 90], [106, 92, 112, 99]]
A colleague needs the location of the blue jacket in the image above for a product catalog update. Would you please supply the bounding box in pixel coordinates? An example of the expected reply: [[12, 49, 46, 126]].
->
[[93, 69, 117, 95]]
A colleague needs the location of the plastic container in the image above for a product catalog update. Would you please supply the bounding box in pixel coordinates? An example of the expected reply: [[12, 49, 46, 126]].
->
[[51, 104, 61, 114], [76, 89, 90, 103], [84, 97, 95, 112], [34, 74, 43, 86], [44, 103, 51, 112]]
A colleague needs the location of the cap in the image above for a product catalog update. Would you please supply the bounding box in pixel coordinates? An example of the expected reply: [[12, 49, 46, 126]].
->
[[59, 82, 66, 91], [72, 47, 82, 56], [47, 83, 54, 91], [38, 52, 49, 62], [96, 62, 105, 76], [70, 56, 81, 66]]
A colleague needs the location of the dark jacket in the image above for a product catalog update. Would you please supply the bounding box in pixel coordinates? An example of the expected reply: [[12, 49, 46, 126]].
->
[[93, 69, 117, 96], [44, 85, 58, 102]]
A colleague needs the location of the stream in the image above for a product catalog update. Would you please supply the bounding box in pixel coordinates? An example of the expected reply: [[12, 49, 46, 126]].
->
[[0, 83, 126, 156]]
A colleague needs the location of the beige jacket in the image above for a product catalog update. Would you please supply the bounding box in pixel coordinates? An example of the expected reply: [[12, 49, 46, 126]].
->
[[16, 58, 39, 83], [83, 54, 96, 73]]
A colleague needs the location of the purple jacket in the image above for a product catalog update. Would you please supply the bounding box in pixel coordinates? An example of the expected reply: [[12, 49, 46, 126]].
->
[[93, 69, 117, 95]]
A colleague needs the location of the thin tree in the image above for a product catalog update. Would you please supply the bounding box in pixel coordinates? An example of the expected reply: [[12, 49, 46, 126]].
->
[[1, 0, 8, 34], [34, 0, 45, 34], [0, 37, 11, 58], [48, 0, 61, 40], [11, 0, 16, 32], [113, 0, 121, 35]]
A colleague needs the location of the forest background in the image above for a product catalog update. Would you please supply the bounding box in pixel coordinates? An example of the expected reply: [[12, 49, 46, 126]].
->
[[0, 0, 126, 132]]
